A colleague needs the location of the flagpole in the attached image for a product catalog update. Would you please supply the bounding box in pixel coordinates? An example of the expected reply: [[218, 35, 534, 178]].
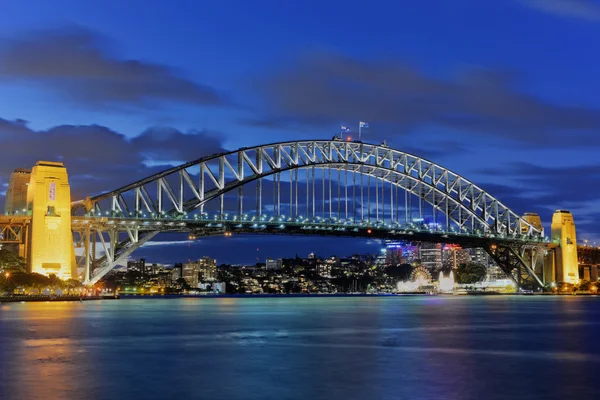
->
[[359, 123, 361, 141]]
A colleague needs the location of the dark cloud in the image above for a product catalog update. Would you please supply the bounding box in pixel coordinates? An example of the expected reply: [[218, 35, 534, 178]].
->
[[481, 162, 600, 206], [478, 162, 600, 238], [400, 141, 471, 161], [0, 26, 225, 109], [520, 0, 600, 21], [249, 52, 600, 146], [0, 118, 225, 201]]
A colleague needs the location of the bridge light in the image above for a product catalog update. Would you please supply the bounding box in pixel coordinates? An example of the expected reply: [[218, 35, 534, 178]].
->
[[367, 229, 372, 234]]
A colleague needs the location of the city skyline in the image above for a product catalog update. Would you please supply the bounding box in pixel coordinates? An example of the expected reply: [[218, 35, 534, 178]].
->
[[2, 0, 600, 264]]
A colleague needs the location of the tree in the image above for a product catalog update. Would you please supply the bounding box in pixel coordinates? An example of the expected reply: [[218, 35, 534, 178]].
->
[[456, 262, 487, 284], [0, 248, 27, 273], [176, 278, 190, 290]]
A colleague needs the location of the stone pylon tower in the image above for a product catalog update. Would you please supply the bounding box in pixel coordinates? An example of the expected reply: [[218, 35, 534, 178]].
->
[[4, 168, 31, 215], [551, 210, 579, 283], [26, 161, 73, 279]]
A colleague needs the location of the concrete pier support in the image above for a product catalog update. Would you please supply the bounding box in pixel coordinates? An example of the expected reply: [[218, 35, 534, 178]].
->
[[591, 265, 598, 282], [26, 161, 73, 279], [551, 210, 579, 284]]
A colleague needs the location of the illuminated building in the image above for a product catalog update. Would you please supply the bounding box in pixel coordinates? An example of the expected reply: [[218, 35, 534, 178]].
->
[[317, 264, 332, 277], [384, 241, 404, 265], [149, 263, 164, 275], [469, 248, 490, 267], [127, 258, 146, 275], [375, 249, 387, 266], [182, 262, 199, 288], [170, 264, 182, 281], [442, 244, 471, 269], [266, 258, 283, 270], [198, 256, 217, 280], [420, 242, 442, 270], [486, 264, 506, 281]]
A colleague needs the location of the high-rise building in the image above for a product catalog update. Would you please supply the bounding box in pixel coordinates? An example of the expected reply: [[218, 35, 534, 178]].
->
[[4, 168, 31, 215], [265, 258, 283, 270], [198, 256, 217, 281], [171, 264, 182, 281], [443, 245, 471, 269], [317, 264, 332, 277], [149, 263, 164, 275], [420, 242, 442, 270], [384, 241, 404, 266], [182, 262, 199, 288], [403, 244, 420, 264], [469, 248, 490, 267], [127, 258, 146, 275], [486, 264, 506, 281]]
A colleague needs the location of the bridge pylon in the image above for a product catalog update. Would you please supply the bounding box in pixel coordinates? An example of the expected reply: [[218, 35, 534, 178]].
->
[[550, 210, 579, 284], [26, 161, 75, 279]]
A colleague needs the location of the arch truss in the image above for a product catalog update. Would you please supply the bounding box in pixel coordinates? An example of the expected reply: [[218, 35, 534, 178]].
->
[[71, 140, 544, 285]]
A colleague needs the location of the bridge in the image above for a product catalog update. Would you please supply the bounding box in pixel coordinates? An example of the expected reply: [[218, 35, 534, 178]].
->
[[0, 139, 595, 289]]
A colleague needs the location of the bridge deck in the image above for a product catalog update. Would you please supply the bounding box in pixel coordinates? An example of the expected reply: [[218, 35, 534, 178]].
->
[[71, 215, 549, 248]]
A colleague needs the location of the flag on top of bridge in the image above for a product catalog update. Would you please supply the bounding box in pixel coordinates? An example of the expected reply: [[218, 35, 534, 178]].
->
[[359, 121, 369, 128], [340, 125, 350, 133]]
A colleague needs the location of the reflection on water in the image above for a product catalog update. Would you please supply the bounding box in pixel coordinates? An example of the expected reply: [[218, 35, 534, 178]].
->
[[1, 297, 600, 400]]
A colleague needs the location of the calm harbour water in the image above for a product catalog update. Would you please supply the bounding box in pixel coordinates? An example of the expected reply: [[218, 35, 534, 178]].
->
[[1, 296, 600, 400]]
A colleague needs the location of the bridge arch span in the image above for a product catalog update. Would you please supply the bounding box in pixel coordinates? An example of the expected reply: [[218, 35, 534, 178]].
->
[[77, 140, 540, 237], [72, 140, 543, 284]]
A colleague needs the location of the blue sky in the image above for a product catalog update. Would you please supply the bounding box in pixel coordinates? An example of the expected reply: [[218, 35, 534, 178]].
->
[[1, 0, 600, 264]]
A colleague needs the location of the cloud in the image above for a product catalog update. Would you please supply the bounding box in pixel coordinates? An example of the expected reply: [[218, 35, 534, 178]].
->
[[481, 161, 600, 206], [520, 0, 600, 21], [0, 26, 225, 109], [143, 240, 195, 247], [478, 162, 600, 238], [0, 118, 225, 201], [249, 52, 600, 146]]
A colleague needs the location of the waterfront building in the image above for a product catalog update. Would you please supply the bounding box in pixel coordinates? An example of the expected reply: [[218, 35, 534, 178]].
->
[[442, 245, 471, 269], [384, 241, 404, 266], [198, 256, 217, 280], [171, 264, 182, 281], [420, 243, 443, 270], [486, 264, 507, 281], [182, 262, 199, 288], [317, 264, 332, 278], [469, 248, 490, 267], [265, 258, 283, 270], [149, 263, 164, 275], [127, 258, 146, 275]]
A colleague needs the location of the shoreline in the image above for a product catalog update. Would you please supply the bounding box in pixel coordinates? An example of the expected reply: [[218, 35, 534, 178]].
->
[[118, 292, 600, 299], [2, 293, 598, 302], [0, 295, 119, 303]]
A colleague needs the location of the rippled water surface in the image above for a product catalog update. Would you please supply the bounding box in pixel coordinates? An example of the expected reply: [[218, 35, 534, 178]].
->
[[1, 296, 600, 400]]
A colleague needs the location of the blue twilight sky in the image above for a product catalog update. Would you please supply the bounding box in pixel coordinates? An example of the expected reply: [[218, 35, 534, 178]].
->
[[1, 0, 600, 264]]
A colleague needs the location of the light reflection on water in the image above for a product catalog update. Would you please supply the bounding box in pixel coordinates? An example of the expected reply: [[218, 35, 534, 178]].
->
[[1, 296, 600, 400]]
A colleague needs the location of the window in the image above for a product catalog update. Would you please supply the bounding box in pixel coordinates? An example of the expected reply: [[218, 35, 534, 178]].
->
[[48, 182, 56, 201]]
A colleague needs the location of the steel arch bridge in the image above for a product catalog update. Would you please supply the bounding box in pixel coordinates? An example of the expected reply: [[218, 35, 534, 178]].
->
[[70, 139, 547, 287]]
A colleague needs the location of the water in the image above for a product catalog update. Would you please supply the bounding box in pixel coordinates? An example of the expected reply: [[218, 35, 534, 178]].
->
[[1, 296, 600, 400]]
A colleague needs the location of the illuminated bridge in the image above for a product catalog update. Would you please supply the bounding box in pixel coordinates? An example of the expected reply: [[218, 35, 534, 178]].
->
[[1, 139, 595, 289]]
